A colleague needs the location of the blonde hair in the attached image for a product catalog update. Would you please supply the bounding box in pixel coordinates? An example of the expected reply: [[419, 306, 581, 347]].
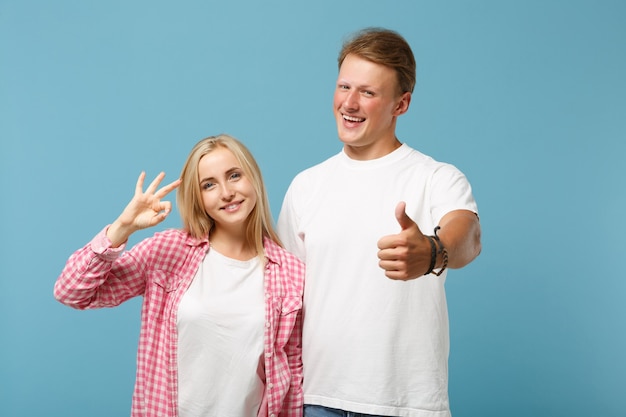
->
[[338, 27, 416, 94], [177, 134, 281, 258]]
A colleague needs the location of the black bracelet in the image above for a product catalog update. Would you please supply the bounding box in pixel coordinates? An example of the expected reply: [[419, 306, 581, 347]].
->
[[424, 236, 437, 275], [431, 226, 449, 276]]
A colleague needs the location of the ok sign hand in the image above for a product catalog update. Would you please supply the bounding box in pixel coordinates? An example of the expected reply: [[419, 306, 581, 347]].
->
[[107, 172, 181, 247]]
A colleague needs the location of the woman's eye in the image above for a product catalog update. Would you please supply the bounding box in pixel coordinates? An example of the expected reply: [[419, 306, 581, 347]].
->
[[230, 172, 242, 181], [202, 182, 214, 190]]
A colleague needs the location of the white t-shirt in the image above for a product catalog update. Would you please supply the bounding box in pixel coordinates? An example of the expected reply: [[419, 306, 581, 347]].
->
[[277, 144, 478, 417], [177, 248, 265, 417]]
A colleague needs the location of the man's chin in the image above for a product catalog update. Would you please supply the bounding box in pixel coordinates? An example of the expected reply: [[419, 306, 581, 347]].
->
[[337, 129, 362, 145]]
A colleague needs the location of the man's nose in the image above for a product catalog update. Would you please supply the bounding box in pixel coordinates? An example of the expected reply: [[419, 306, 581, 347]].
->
[[343, 90, 359, 111]]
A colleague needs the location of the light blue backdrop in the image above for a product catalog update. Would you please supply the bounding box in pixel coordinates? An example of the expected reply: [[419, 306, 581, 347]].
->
[[1, 1, 624, 416]]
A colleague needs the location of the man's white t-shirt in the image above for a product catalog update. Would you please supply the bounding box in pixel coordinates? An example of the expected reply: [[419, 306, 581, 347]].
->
[[277, 144, 478, 417]]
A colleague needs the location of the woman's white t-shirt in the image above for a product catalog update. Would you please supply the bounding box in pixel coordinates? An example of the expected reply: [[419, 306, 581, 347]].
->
[[177, 248, 265, 417]]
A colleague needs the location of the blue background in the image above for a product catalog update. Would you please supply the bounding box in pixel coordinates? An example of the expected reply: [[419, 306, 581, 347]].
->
[[1, 1, 625, 416]]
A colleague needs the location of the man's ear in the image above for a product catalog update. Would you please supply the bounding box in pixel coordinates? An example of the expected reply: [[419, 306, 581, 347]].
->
[[394, 91, 412, 116]]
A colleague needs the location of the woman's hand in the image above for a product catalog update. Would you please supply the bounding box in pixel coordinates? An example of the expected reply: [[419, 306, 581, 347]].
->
[[106, 172, 181, 247]]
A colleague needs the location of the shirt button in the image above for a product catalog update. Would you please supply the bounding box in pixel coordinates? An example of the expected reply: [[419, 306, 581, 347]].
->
[[265, 321, 270, 328]]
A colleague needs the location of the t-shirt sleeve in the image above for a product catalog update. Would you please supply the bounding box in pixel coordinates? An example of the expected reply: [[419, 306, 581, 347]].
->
[[430, 163, 479, 225], [277, 176, 307, 263]]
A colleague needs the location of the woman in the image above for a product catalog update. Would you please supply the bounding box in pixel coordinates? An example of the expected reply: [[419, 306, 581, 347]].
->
[[54, 134, 304, 417]]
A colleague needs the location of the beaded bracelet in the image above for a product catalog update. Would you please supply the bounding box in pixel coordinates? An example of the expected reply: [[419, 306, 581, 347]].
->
[[431, 226, 449, 276], [423, 236, 437, 275]]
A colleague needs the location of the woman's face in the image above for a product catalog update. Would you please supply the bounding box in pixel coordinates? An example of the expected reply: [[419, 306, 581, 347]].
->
[[197, 147, 257, 234]]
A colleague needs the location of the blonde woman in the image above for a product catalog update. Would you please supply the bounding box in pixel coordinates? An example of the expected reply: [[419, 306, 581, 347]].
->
[[55, 134, 304, 417]]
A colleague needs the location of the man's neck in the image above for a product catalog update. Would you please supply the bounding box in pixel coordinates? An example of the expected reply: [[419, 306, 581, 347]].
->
[[343, 138, 402, 161]]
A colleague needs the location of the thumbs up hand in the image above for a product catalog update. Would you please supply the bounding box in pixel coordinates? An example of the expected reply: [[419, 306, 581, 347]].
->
[[377, 201, 432, 280]]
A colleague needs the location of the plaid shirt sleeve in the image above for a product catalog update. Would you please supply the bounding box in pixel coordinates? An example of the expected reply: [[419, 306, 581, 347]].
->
[[54, 226, 153, 309]]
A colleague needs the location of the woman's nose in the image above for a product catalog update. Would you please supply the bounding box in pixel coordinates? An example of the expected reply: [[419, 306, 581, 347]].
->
[[220, 185, 235, 200]]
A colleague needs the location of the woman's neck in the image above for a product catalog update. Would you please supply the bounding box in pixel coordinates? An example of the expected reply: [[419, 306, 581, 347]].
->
[[209, 230, 255, 261]]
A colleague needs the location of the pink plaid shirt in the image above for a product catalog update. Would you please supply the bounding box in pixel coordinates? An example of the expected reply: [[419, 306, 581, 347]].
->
[[54, 227, 304, 417]]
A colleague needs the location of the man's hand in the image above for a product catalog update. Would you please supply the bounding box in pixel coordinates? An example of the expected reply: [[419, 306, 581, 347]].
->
[[377, 201, 432, 280]]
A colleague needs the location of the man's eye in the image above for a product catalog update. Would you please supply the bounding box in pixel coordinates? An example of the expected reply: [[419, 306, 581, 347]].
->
[[363, 90, 374, 97], [338, 85, 349, 90]]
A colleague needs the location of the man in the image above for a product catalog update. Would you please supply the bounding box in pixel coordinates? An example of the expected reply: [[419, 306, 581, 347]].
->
[[277, 27, 482, 417]]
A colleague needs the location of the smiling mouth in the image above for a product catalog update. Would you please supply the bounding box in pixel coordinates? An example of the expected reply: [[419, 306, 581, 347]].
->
[[221, 201, 242, 211], [343, 114, 365, 123]]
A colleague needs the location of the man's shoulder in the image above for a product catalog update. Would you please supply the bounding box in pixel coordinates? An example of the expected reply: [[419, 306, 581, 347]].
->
[[291, 151, 342, 181], [402, 145, 466, 174]]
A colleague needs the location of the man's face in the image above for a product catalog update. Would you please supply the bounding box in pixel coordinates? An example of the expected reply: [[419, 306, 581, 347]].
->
[[333, 54, 410, 159]]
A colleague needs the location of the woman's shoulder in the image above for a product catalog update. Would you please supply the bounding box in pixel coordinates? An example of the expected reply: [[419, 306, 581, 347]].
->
[[152, 228, 186, 239], [264, 239, 304, 280], [138, 228, 207, 255], [151, 228, 202, 244], [265, 238, 302, 262]]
